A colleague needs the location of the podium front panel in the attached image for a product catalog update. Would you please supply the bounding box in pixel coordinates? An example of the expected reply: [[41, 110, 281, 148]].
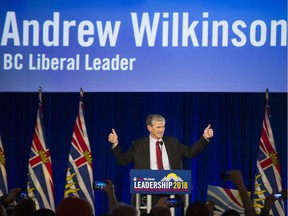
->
[[130, 169, 191, 194]]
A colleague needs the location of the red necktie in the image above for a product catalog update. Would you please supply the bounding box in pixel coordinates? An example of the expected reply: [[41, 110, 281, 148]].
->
[[156, 141, 163, 170]]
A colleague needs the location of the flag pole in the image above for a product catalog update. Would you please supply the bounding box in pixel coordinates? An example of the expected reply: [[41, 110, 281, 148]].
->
[[253, 88, 285, 215], [28, 86, 55, 210], [265, 88, 270, 116], [38, 86, 42, 103], [64, 86, 95, 213], [80, 88, 84, 100]]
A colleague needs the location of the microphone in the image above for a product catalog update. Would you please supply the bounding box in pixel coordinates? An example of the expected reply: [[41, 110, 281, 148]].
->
[[159, 141, 163, 146]]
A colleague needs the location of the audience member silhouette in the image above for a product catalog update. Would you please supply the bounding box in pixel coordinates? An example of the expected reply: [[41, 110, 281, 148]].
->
[[14, 198, 36, 216], [149, 206, 171, 216], [228, 170, 255, 216], [148, 197, 171, 216], [258, 189, 287, 216], [0, 188, 21, 211], [0, 203, 8, 216], [110, 203, 138, 216], [221, 209, 240, 216], [103, 179, 118, 211], [102, 179, 138, 216], [30, 208, 56, 216], [216, 170, 288, 216], [56, 197, 92, 216], [185, 201, 210, 216]]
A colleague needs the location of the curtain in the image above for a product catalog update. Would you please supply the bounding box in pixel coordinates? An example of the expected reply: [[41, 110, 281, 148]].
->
[[0, 92, 286, 215]]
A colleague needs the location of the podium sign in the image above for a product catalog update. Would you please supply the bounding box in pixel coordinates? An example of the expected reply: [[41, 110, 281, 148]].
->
[[130, 169, 191, 194]]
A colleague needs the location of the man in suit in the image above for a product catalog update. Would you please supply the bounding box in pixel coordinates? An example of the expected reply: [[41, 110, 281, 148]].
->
[[108, 114, 214, 207]]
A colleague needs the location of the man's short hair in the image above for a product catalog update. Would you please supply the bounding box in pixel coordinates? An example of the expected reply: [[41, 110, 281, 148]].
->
[[146, 114, 165, 126]]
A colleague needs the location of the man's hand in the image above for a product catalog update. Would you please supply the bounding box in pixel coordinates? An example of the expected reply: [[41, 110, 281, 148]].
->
[[203, 124, 214, 140], [108, 128, 118, 146]]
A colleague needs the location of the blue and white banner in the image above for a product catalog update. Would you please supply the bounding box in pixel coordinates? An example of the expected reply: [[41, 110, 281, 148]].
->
[[0, 0, 286, 92], [130, 169, 191, 194], [207, 185, 248, 216]]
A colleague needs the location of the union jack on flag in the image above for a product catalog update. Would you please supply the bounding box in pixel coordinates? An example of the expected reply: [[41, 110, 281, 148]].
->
[[64, 93, 94, 213], [27, 89, 55, 210], [207, 184, 248, 215], [253, 90, 285, 216], [0, 135, 8, 196]]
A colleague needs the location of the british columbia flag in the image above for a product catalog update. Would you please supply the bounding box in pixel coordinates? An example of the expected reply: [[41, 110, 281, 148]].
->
[[27, 89, 55, 210], [207, 184, 248, 216], [64, 93, 94, 213], [253, 90, 285, 215], [0, 135, 8, 196]]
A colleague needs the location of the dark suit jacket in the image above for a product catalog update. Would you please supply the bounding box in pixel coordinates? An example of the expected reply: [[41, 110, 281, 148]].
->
[[112, 135, 209, 170]]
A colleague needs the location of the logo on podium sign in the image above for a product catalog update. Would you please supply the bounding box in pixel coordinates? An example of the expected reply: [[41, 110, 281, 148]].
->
[[130, 169, 191, 194]]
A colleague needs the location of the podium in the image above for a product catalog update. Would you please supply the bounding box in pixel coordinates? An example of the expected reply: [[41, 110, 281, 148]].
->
[[130, 169, 191, 216]]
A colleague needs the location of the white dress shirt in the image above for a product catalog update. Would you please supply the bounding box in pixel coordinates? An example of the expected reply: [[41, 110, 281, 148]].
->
[[149, 135, 170, 170]]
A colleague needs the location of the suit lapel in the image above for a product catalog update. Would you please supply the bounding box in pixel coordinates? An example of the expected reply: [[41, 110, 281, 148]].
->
[[163, 137, 173, 167], [142, 136, 150, 168]]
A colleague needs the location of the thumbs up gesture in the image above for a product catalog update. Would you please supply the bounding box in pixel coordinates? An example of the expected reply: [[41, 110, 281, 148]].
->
[[108, 128, 118, 146], [203, 124, 214, 140]]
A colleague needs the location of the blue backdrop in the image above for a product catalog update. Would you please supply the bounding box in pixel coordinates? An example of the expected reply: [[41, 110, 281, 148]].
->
[[0, 0, 287, 92]]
